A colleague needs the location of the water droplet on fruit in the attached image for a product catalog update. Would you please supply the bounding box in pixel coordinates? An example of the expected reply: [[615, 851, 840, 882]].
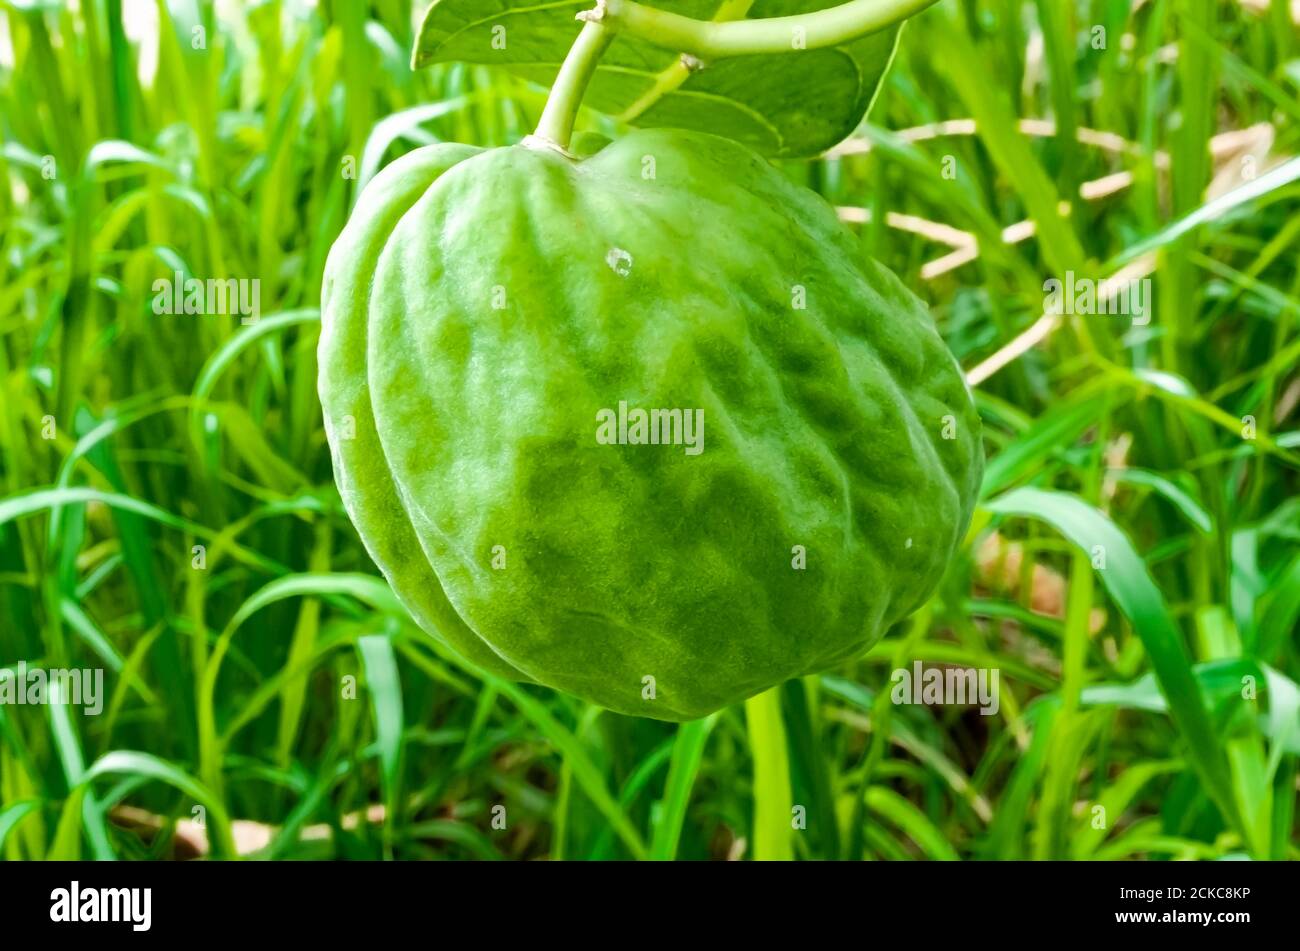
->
[[606, 248, 632, 276]]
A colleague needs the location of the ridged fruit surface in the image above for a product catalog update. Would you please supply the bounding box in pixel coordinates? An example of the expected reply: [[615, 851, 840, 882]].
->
[[319, 129, 982, 720]]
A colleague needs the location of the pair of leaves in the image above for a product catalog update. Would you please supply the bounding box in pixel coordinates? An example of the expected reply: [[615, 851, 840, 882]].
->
[[413, 0, 900, 157]]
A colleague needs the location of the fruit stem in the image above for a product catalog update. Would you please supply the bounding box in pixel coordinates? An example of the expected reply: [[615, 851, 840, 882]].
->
[[531, 19, 615, 152], [599, 0, 938, 60]]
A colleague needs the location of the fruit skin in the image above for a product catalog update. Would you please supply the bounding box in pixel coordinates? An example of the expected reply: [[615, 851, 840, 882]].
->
[[319, 128, 983, 721]]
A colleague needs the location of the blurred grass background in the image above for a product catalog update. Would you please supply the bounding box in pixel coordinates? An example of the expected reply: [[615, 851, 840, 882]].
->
[[0, 0, 1297, 860]]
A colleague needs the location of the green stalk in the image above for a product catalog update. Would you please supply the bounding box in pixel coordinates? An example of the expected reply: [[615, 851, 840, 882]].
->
[[531, 21, 615, 151], [596, 0, 939, 60], [846, 607, 929, 858], [745, 686, 793, 861]]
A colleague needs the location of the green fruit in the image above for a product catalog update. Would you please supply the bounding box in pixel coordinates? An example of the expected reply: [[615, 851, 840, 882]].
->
[[319, 129, 982, 721]]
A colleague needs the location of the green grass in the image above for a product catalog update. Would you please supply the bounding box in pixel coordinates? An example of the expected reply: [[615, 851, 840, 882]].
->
[[0, 0, 1296, 860]]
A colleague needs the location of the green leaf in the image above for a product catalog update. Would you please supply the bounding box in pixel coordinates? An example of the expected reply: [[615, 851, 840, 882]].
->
[[981, 389, 1109, 498], [864, 785, 959, 860], [412, 0, 900, 157], [745, 686, 793, 860], [1110, 467, 1213, 534], [358, 99, 478, 189], [649, 714, 717, 860], [1070, 761, 1183, 859], [0, 800, 40, 854], [81, 750, 237, 858], [1082, 657, 1300, 759], [985, 487, 1245, 837], [781, 678, 841, 857], [191, 309, 320, 407], [926, 8, 1086, 277], [45, 678, 113, 859], [195, 572, 407, 807], [1260, 551, 1300, 660], [358, 632, 405, 858], [490, 680, 649, 859], [978, 700, 1058, 860], [57, 597, 157, 704], [1112, 156, 1300, 267]]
